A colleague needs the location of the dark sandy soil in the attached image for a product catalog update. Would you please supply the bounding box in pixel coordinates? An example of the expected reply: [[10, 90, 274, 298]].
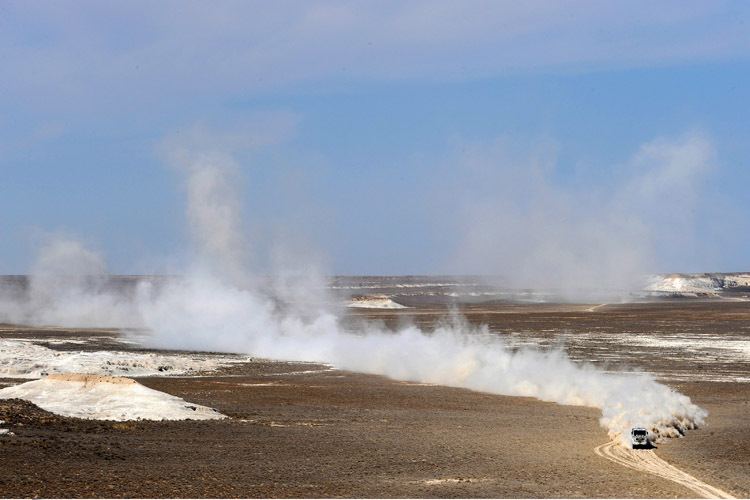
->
[[0, 300, 748, 498]]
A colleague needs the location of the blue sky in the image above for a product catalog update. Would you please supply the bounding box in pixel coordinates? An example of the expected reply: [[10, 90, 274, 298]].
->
[[1, 1, 749, 276]]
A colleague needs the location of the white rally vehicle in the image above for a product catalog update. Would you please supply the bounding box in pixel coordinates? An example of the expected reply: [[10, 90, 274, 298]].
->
[[630, 427, 650, 449]]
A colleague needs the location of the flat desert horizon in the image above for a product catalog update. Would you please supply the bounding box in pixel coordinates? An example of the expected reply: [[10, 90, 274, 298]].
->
[[0, 275, 748, 498]]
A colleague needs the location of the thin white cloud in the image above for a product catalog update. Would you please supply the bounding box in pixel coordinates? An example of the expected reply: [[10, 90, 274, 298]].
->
[[2, 0, 748, 113]]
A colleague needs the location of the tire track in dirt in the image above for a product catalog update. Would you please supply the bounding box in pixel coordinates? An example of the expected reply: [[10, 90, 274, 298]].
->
[[585, 303, 608, 312], [595, 441, 735, 499]]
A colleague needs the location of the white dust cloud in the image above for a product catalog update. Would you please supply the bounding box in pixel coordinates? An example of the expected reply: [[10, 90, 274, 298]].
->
[[0, 237, 143, 328], [445, 131, 716, 299], [0, 131, 709, 445], [143, 134, 709, 445], [140, 285, 706, 445], [162, 129, 253, 288]]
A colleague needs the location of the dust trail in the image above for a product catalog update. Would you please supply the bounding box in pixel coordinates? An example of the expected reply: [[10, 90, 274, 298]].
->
[[595, 441, 735, 499], [0, 129, 710, 448], [136, 275, 706, 446]]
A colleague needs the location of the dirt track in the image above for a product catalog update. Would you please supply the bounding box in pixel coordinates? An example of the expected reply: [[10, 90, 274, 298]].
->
[[594, 442, 735, 499]]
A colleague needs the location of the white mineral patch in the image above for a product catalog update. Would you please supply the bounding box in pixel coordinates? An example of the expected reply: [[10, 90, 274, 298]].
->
[[722, 274, 750, 288], [331, 281, 472, 289], [624, 335, 750, 357], [346, 296, 407, 309], [0, 339, 250, 379], [645, 274, 721, 296], [0, 373, 226, 421]]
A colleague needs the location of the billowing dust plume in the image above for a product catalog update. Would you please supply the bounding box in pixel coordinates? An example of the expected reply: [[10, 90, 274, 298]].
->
[[0, 134, 708, 446]]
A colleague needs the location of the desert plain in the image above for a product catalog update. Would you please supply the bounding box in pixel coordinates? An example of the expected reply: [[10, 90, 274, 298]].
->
[[0, 296, 748, 498]]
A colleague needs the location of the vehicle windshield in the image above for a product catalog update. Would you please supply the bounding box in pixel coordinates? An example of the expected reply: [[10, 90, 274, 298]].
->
[[633, 430, 647, 436]]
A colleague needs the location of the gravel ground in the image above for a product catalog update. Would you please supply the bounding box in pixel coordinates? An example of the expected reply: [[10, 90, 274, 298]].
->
[[0, 300, 747, 498]]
